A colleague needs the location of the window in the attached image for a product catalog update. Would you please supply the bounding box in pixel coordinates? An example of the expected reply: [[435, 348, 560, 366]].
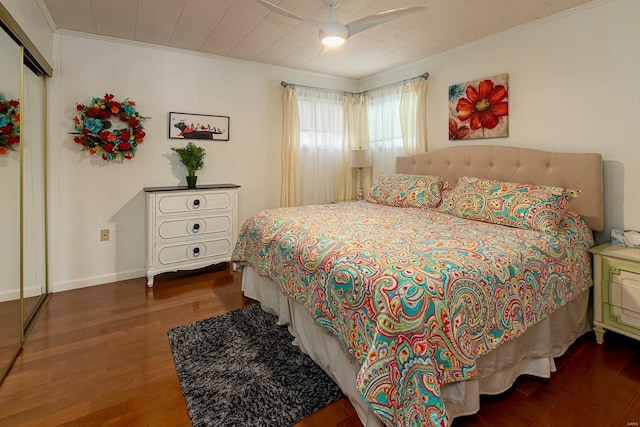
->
[[296, 87, 344, 205], [367, 85, 404, 179]]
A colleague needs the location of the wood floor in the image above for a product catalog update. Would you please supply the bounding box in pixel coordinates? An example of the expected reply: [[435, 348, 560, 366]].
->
[[1, 264, 639, 426]]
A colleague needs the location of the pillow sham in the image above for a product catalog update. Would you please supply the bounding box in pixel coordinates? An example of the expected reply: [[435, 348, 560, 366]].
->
[[438, 176, 579, 235], [367, 174, 447, 209]]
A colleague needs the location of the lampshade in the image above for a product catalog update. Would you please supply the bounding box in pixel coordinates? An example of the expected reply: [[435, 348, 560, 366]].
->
[[350, 149, 372, 168]]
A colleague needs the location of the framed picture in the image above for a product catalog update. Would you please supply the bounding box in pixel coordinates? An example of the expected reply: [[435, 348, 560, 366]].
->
[[448, 73, 508, 141], [169, 112, 230, 141]]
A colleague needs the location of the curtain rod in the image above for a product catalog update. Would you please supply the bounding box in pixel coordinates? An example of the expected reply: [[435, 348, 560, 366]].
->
[[280, 72, 429, 95]]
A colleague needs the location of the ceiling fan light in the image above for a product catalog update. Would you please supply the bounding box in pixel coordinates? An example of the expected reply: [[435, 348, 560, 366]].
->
[[321, 35, 345, 47]]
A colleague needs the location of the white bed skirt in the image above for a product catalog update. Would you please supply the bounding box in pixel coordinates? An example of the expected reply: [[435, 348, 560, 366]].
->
[[240, 264, 591, 426]]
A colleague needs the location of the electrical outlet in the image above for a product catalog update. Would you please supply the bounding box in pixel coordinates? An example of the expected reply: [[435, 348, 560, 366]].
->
[[100, 229, 110, 241]]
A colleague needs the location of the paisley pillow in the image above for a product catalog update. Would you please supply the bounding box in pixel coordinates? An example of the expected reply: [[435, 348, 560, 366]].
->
[[367, 174, 447, 209], [438, 176, 579, 235]]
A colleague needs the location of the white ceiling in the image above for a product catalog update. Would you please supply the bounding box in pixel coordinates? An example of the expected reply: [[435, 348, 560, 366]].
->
[[41, 0, 597, 80]]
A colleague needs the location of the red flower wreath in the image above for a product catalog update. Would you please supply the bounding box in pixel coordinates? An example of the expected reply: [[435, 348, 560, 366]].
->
[[71, 93, 147, 161], [0, 95, 20, 156]]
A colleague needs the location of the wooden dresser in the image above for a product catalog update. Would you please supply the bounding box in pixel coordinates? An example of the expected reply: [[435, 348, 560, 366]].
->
[[144, 184, 240, 287], [590, 242, 640, 344]]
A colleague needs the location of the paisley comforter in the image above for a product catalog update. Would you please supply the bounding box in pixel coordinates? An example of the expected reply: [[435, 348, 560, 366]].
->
[[232, 201, 594, 426]]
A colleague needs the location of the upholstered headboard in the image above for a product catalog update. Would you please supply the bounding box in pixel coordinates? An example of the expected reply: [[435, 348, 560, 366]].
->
[[396, 145, 604, 231]]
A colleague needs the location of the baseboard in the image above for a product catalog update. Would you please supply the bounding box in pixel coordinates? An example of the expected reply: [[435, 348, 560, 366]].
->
[[53, 268, 146, 293], [0, 289, 19, 303]]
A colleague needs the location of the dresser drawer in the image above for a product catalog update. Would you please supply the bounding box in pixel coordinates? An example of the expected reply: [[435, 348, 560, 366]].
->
[[156, 191, 232, 216], [156, 214, 232, 241], [156, 238, 232, 266]]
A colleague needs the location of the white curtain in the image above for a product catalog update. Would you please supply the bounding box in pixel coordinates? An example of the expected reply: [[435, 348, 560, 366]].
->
[[296, 86, 344, 206], [281, 86, 300, 207], [400, 78, 428, 155], [340, 94, 369, 201], [280, 76, 428, 205], [367, 85, 404, 181]]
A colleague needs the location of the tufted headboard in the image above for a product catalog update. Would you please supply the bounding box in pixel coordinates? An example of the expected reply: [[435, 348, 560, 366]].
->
[[396, 145, 604, 231]]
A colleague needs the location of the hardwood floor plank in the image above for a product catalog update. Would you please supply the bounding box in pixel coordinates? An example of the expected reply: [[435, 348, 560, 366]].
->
[[617, 394, 640, 426], [296, 396, 356, 426], [1, 265, 640, 426]]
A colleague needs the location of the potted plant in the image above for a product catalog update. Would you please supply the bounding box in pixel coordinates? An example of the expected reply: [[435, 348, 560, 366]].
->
[[171, 142, 206, 188]]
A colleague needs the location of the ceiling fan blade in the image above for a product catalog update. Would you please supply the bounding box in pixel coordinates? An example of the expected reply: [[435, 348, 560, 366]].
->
[[345, 6, 428, 38], [256, 0, 326, 29]]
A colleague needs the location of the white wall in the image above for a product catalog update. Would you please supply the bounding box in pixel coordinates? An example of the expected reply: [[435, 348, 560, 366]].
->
[[48, 33, 357, 291], [360, 0, 638, 241]]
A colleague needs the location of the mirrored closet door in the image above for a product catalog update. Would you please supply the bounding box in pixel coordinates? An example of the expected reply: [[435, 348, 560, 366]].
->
[[0, 19, 23, 384], [21, 53, 48, 332], [0, 14, 50, 384]]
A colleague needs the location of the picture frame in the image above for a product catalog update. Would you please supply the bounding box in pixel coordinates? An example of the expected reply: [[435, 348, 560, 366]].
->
[[448, 73, 508, 141], [168, 112, 230, 141]]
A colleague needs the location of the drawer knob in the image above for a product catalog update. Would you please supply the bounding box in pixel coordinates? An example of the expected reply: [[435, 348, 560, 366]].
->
[[193, 247, 200, 257], [192, 223, 200, 233], [192, 199, 201, 209]]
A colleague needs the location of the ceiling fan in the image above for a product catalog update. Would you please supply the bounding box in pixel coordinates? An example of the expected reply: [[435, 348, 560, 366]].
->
[[256, 0, 428, 47]]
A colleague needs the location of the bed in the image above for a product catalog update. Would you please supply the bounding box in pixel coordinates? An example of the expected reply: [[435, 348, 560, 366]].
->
[[232, 145, 603, 427]]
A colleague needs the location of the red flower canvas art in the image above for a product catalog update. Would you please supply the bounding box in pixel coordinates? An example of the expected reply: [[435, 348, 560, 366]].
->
[[449, 73, 508, 141]]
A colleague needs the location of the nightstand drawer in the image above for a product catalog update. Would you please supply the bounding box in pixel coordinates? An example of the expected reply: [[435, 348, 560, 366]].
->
[[609, 269, 640, 310], [602, 301, 640, 335], [602, 268, 640, 333], [602, 269, 640, 332], [156, 214, 232, 241], [156, 191, 232, 216]]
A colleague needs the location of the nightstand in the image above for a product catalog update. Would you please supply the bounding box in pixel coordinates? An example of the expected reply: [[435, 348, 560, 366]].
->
[[590, 242, 640, 344]]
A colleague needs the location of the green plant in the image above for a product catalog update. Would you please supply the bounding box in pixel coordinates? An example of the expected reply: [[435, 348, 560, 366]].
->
[[171, 142, 206, 176]]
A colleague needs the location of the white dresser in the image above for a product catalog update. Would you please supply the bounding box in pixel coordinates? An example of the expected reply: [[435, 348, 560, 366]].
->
[[144, 184, 240, 287]]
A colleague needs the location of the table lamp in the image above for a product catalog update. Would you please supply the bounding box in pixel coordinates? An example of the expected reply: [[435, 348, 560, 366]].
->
[[350, 149, 372, 200]]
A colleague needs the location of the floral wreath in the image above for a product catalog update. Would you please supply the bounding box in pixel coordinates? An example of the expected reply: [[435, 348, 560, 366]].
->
[[0, 93, 20, 156], [72, 93, 147, 161]]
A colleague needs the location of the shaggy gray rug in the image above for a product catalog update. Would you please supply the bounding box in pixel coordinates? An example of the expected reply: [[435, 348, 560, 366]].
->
[[167, 304, 344, 427]]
